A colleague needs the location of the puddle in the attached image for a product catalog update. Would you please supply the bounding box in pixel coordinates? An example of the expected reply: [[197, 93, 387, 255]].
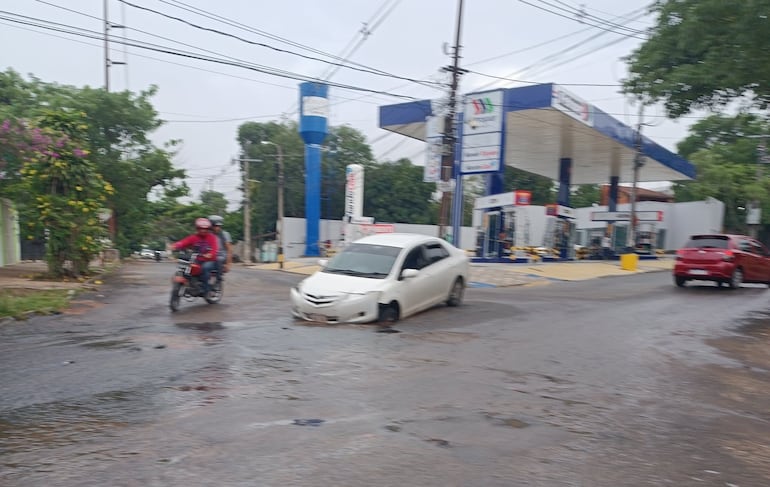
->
[[292, 418, 325, 427], [175, 322, 225, 331], [79, 339, 133, 349]]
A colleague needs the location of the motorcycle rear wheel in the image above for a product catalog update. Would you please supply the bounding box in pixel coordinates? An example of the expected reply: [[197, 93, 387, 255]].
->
[[170, 282, 183, 312], [205, 279, 223, 304]]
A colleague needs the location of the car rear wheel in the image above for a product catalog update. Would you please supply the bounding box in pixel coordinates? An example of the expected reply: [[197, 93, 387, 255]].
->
[[729, 268, 743, 289], [447, 278, 465, 306], [674, 276, 687, 288]]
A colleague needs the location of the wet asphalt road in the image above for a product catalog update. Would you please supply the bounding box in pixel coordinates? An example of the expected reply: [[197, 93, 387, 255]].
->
[[1, 261, 769, 486]]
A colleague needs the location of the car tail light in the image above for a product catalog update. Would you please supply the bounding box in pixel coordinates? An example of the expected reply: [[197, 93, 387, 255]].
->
[[722, 250, 734, 262]]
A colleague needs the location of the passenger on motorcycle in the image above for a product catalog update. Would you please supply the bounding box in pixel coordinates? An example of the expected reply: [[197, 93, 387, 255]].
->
[[171, 217, 219, 298], [208, 215, 232, 285]]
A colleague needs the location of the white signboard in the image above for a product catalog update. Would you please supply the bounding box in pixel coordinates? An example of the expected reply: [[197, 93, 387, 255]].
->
[[344, 164, 364, 220], [558, 205, 576, 219], [551, 85, 593, 127], [591, 211, 663, 222], [301, 96, 329, 118], [474, 191, 516, 210], [424, 115, 443, 183], [461, 90, 504, 174]]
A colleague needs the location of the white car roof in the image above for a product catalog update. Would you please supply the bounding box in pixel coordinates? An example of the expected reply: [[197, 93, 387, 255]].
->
[[352, 233, 440, 248]]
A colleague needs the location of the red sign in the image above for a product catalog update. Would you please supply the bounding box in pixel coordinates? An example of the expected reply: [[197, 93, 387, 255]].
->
[[545, 204, 558, 216], [514, 190, 532, 206]]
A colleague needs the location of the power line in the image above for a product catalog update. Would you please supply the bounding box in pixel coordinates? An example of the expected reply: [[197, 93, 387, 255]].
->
[[320, 0, 402, 81], [518, 0, 647, 40], [0, 12, 420, 100], [2, 18, 403, 125], [472, 7, 648, 91], [117, 0, 442, 90], [543, 0, 649, 37], [465, 5, 649, 68], [466, 70, 622, 87], [159, 0, 410, 81]]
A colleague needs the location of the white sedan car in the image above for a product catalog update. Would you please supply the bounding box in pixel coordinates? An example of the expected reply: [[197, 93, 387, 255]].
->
[[290, 233, 469, 324]]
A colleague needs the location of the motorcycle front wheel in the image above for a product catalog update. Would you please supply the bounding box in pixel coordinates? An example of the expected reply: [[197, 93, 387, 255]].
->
[[170, 282, 184, 312]]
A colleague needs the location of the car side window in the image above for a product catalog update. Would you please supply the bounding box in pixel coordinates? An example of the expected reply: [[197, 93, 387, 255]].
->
[[751, 240, 768, 256], [424, 243, 450, 266], [737, 240, 752, 252], [402, 247, 427, 271]]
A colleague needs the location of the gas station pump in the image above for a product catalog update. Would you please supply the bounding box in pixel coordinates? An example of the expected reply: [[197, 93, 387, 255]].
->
[[556, 218, 576, 259], [545, 204, 577, 260]]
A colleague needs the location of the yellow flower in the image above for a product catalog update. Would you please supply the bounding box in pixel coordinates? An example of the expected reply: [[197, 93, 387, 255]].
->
[[82, 207, 89, 213], [68, 200, 77, 206], [75, 185, 83, 191], [27, 235, 34, 240]]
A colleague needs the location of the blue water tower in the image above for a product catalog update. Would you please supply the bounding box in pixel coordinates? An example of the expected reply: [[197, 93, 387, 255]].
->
[[299, 82, 329, 256]]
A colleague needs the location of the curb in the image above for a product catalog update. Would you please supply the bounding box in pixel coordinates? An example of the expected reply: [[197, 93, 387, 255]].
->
[[0, 261, 122, 325]]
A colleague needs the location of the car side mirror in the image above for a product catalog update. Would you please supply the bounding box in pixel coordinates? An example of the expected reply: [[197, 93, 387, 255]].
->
[[318, 259, 328, 268], [401, 268, 419, 279]]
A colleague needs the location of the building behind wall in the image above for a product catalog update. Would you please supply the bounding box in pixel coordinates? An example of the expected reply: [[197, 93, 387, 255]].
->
[[600, 185, 674, 205]]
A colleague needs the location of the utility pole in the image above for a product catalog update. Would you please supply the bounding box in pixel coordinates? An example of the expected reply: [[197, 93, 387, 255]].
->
[[261, 141, 285, 268], [103, 0, 125, 92], [746, 134, 769, 238], [438, 0, 466, 239], [234, 150, 261, 263], [627, 103, 645, 251]]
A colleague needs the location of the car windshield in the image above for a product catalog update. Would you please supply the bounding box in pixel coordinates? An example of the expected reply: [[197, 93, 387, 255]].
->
[[685, 236, 729, 249], [323, 243, 401, 279]]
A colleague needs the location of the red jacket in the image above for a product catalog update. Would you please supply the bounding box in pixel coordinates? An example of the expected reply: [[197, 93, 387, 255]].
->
[[172, 233, 219, 261]]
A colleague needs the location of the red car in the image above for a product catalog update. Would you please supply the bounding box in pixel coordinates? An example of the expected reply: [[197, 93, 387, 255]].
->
[[673, 234, 770, 288]]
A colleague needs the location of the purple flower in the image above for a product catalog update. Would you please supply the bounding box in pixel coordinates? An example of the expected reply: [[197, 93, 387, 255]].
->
[[1, 120, 9, 132], [73, 148, 86, 158]]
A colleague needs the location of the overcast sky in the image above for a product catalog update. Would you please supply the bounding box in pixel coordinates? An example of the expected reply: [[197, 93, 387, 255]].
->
[[1, 0, 698, 207]]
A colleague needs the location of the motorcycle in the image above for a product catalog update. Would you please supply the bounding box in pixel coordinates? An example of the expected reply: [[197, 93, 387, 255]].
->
[[169, 251, 223, 312]]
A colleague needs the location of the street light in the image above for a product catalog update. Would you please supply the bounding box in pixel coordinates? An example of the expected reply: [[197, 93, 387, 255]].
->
[[261, 141, 285, 268]]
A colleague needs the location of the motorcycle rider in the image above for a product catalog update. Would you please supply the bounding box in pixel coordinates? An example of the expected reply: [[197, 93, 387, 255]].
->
[[208, 215, 232, 286], [171, 217, 219, 298]]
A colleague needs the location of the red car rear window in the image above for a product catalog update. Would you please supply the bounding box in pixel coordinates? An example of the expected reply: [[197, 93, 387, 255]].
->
[[685, 236, 729, 249]]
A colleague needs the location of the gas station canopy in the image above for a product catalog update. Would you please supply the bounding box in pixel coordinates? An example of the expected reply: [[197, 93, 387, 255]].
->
[[378, 83, 695, 185]]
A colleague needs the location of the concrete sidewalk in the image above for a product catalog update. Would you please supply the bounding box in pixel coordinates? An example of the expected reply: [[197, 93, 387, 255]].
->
[[246, 257, 674, 288], [0, 261, 109, 290]]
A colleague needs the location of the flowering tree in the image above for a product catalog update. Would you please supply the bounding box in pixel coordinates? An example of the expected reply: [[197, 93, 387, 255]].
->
[[1, 111, 112, 277]]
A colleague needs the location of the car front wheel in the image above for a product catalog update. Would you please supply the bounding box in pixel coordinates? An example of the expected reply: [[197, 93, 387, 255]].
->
[[674, 276, 687, 288], [378, 302, 399, 324], [447, 278, 465, 306]]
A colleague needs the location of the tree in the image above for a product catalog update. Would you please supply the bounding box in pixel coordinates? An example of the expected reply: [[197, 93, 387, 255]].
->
[[1, 112, 112, 277], [672, 114, 770, 233], [364, 158, 437, 224], [200, 190, 228, 216], [571, 184, 601, 208], [503, 168, 555, 205], [623, 0, 770, 117], [0, 69, 184, 255]]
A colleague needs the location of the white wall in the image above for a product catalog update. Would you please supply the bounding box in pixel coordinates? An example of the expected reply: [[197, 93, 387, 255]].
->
[[667, 197, 725, 249], [265, 198, 725, 259], [281, 217, 477, 259], [0, 198, 21, 266], [573, 199, 724, 250]]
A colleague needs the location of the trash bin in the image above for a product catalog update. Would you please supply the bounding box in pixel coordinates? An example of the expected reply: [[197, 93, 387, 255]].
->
[[620, 253, 638, 271]]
